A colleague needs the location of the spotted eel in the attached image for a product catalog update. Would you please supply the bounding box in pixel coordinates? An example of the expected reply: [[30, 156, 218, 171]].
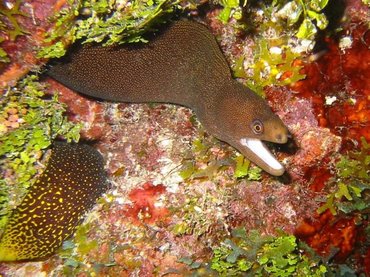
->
[[48, 20, 290, 176], [0, 142, 107, 261]]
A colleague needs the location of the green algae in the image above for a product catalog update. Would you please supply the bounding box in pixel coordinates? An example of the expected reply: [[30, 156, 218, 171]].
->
[[37, 0, 185, 59], [179, 228, 328, 276], [210, 229, 328, 276], [180, 132, 262, 182], [318, 137, 370, 215]]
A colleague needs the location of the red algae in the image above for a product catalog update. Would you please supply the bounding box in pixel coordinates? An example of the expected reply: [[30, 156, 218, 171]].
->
[[295, 211, 357, 261], [291, 31, 369, 272], [304, 164, 332, 192], [365, 247, 370, 275], [292, 20, 370, 266], [292, 23, 370, 148], [124, 183, 169, 225]]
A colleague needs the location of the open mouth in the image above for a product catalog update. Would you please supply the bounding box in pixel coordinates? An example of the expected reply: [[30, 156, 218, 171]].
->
[[239, 138, 284, 176]]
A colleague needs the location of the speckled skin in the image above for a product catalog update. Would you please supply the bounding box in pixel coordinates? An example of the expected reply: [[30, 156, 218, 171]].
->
[[0, 142, 107, 261], [48, 20, 289, 175]]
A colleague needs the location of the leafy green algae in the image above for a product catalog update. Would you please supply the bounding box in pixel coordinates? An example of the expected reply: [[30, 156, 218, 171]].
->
[[186, 228, 328, 276], [318, 137, 370, 215], [37, 0, 184, 59]]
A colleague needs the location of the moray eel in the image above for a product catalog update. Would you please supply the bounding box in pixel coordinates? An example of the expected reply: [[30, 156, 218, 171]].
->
[[0, 142, 107, 261], [48, 20, 289, 176]]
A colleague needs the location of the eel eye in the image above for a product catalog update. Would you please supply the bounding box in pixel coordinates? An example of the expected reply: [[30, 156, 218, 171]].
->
[[251, 119, 264, 135]]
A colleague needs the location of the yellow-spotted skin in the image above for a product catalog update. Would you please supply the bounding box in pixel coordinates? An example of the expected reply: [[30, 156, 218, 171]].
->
[[0, 142, 107, 261]]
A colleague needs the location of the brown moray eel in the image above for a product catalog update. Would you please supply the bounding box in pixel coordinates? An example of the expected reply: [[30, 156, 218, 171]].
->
[[48, 20, 289, 176], [0, 142, 107, 261]]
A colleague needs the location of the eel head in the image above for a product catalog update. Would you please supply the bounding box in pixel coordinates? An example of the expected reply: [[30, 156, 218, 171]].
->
[[209, 81, 290, 176]]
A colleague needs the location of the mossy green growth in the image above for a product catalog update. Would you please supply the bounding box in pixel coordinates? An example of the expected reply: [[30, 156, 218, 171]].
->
[[58, 223, 103, 275], [214, 0, 329, 31], [171, 188, 230, 238], [179, 133, 229, 181], [0, 40, 9, 63], [229, 1, 331, 95], [209, 228, 328, 276], [74, 0, 181, 46], [255, 38, 304, 93], [0, 75, 81, 229], [37, 0, 187, 59], [180, 133, 262, 181], [233, 154, 262, 180], [318, 137, 370, 215], [36, 1, 82, 59]]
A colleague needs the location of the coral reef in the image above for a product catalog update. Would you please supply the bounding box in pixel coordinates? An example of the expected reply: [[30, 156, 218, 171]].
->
[[0, 0, 369, 275]]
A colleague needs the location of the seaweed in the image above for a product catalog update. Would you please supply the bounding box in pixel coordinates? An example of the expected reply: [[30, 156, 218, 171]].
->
[[244, 38, 306, 96], [318, 137, 370, 215], [37, 1, 82, 59], [275, 0, 329, 39], [214, 0, 329, 38], [58, 223, 107, 275], [37, 0, 185, 59], [215, 0, 245, 23], [181, 228, 329, 276], [73, 0, 181, 45], [180, 132, 262, 181], [225, 1, 332, 95]]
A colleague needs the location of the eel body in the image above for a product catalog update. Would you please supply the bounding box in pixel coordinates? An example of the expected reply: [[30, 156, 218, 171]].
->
[[48, 20, 289, 176], [0, 142, 107, 261]]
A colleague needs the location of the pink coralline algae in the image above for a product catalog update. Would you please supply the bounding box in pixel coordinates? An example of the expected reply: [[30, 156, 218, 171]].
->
[[266, 87, 342, 180], [46, 78, 111, 140]]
